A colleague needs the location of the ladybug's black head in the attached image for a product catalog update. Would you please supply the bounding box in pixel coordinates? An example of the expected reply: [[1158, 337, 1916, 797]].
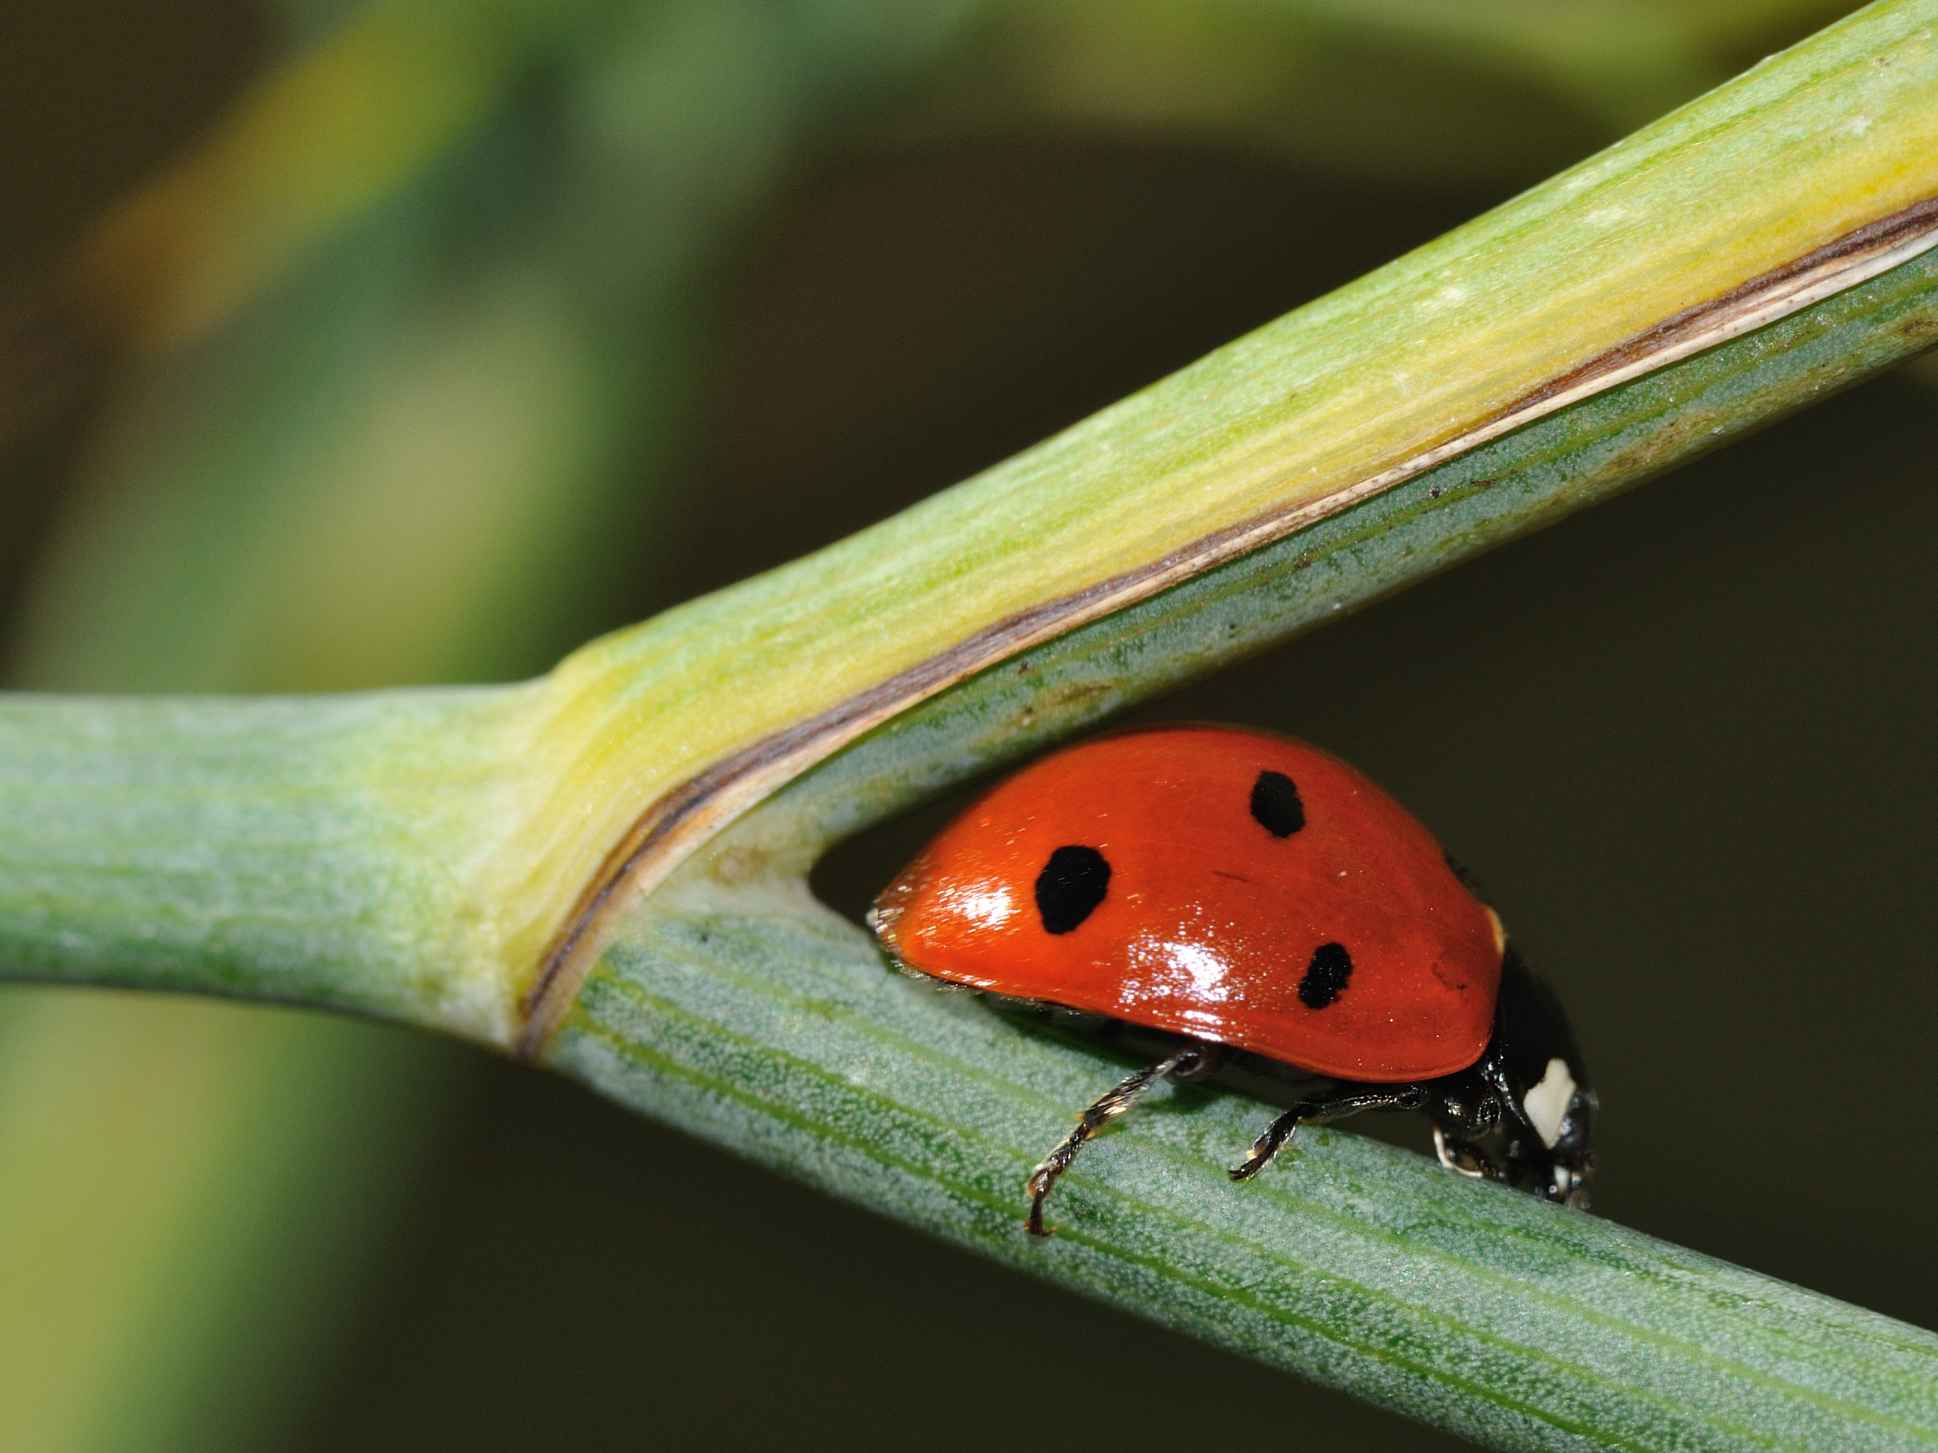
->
[[1432, 948, 1596, 1208]]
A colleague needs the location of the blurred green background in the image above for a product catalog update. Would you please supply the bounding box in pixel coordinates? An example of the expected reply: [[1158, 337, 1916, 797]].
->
[[4, 2, 1935, 1449]]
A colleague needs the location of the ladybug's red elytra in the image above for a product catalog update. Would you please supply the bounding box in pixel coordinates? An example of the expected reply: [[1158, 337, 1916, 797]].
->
[[867, 725, 1595, 1235]]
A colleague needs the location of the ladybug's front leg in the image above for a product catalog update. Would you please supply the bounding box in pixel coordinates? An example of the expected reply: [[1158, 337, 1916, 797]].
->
[[1230, 1083, 1428, 1181], [1433, 1126, 1505, 1181]]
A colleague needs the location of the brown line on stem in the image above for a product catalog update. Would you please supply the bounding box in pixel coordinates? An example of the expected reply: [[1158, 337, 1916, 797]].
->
[[515, 193, 1938, 1058]]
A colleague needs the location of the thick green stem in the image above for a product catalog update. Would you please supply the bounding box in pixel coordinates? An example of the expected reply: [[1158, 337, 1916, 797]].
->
[[728, 239, 1938, 866], [556, 882, 1938, 1452], [0, 688, 536, 1040]]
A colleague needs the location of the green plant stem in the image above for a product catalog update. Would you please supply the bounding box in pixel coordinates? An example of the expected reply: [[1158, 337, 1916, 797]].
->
[[557, 880, 1938, 1453], [0, 688, 533, 1039], [726, 239, 1938, 868]]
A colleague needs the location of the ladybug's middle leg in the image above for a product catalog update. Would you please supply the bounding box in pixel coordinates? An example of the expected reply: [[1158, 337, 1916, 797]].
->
[[1230, 1083, 1428, 1182], [1026, 1043, 1220, 1236]]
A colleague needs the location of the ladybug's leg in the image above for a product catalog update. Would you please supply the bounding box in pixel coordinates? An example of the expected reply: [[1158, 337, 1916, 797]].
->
[[1229, 1083, 1427, 1182], [1027, 1044, 1218, 1236], [1433, 1126, 1505, 1181]]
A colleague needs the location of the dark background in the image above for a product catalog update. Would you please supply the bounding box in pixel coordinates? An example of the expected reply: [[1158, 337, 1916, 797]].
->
[[3, 3, 1931, 1449]]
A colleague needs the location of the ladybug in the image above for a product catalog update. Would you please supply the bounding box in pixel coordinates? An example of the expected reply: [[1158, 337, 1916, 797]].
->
[[867, 724, 1595, 1235]]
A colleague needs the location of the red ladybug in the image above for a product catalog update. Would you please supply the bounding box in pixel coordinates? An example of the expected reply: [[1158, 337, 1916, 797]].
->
[[868, 725, 1595, 1235]]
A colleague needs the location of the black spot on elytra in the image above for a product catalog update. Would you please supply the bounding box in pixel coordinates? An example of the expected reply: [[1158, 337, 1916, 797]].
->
[[1250, 770, 1305, 837], [1298, 942, 1352, 1009], [1035, 845, 1110, 934]]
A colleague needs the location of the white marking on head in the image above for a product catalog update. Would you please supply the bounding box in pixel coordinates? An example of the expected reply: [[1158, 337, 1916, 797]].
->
[[1523, 1057, 1576, 1150]]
